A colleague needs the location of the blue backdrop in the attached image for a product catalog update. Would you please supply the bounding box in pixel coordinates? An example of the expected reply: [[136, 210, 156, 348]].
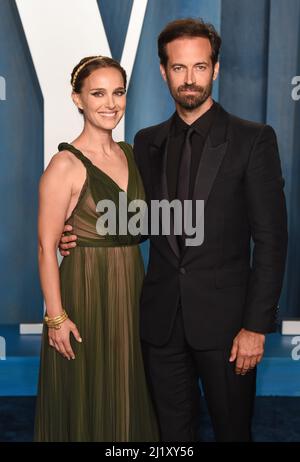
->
[[0, 0, 299, 322], [0, 0, 43, 323]]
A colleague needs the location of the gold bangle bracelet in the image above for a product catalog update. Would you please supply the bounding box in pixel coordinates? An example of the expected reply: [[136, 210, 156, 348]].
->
[[44, 309, 68, 329], [44, 309, 67, 322]]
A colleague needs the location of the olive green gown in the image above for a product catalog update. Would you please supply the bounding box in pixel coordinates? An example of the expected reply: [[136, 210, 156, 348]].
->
[[34, 142, 158, 442]]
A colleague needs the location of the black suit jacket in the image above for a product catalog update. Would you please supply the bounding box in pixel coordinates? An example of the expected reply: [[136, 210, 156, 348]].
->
[[134, 103, 288, 349]]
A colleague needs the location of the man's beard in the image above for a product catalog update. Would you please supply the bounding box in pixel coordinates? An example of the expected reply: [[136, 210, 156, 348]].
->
[[168, 78, 213, 111]]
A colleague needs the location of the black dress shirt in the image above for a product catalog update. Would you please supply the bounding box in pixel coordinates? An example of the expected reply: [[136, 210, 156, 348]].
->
[[167, 102, 218, 201]]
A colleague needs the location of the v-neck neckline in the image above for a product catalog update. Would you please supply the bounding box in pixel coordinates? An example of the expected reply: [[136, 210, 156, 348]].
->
[[66, 142, 130, 194]]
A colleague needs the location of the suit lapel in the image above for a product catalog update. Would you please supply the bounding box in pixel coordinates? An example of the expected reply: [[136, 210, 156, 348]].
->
[[191, 137, 228, 205], [182, 104, 229, 260], [192, 104, 229, 205], [149, 115, 180, 258]]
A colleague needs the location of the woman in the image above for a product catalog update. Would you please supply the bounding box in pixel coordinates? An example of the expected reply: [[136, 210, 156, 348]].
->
[[35, 56, 158, 442]]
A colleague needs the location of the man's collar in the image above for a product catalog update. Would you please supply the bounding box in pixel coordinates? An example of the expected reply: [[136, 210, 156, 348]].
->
[[172, 101, 218, 138], [150, 102, 228, 149]]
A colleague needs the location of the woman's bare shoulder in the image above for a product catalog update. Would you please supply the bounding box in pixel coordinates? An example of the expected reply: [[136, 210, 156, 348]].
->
[[46, 150, 82, 175], [40, 150, 80, 187], [49, 150, 78, 169]]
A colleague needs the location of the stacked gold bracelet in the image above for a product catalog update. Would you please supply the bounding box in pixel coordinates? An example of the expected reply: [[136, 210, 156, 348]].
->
[[44, 310, 68, 330]]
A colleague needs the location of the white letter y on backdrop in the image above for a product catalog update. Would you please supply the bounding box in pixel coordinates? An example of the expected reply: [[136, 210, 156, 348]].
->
[[16, 0, 147, 167]]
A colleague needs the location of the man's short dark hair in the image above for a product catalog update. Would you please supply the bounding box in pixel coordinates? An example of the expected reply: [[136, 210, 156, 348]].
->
[[158, 18, 221, 67]]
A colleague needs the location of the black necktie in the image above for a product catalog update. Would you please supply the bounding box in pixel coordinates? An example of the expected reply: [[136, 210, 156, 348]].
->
[[176, 127, 194, 249]]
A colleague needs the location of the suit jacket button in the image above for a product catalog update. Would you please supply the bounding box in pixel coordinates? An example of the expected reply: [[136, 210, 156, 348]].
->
[[180, 267, 186, 274]]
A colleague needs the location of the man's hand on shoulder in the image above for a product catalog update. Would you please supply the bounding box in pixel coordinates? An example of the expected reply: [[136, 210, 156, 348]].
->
[[229, 328, 265, 375]]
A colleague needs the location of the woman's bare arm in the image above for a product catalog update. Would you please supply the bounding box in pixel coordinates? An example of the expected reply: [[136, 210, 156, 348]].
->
[[38, 152, 82, 359]]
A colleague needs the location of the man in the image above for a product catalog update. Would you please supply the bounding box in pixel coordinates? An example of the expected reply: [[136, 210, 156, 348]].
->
[[60, 19, 287, 441]]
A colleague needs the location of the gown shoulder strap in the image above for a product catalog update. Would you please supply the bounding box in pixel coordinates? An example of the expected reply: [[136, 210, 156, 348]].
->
[[118, 142, 135, 163], [118, 141, 133, 153], [58, 142, 92, 168]]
